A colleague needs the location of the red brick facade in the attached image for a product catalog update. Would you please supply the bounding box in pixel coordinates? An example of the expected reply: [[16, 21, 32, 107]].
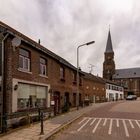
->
[[0, 21, 106, 116]]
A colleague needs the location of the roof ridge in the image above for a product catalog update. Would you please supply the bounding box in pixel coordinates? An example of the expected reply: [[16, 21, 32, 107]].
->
[[0, 20, 76, 70], [116, 67, 140, 70]]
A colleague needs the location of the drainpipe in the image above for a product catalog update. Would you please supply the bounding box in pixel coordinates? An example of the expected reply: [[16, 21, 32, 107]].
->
[[1, 33, 9, 133]]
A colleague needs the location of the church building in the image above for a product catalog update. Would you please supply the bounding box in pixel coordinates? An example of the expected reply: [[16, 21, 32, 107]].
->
[[103, 30, 140, 97]]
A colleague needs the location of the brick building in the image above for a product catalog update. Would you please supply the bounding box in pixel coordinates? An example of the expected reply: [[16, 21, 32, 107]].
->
[[83, 73, 106, 103], [103, 30, 140, 97], [0, 21, 85, 118], [0, 21, 123, 132]]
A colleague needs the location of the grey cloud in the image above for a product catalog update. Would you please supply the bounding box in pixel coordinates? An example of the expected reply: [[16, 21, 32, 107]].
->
[[0, 0, 140, 76]]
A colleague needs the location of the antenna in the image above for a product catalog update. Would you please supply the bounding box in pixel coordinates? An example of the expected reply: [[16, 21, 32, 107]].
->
[[88, 64, 95, 74]]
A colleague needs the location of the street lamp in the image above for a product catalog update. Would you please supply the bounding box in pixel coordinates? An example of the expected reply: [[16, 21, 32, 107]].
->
[[76, 41, 95, 110]]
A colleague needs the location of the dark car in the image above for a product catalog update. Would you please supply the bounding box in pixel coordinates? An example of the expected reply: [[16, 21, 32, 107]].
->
[[126, 95, 137, 100]]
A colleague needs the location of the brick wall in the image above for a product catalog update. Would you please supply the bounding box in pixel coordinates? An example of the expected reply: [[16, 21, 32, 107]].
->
[[83, 78, 106, 103], [4, 36, 84, 113], [114, 78, 140, 97]]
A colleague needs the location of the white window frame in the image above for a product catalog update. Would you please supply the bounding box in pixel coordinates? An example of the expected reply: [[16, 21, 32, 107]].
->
[[40, 58, 47, 76], [40, 63, 47, 76], [19, 55, 30, 72]]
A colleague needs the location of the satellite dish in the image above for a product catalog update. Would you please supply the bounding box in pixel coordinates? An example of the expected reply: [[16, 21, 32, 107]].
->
[[12, 36, 21, 47]]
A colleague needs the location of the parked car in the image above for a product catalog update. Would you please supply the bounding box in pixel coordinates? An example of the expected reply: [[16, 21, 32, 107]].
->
[[126, 95, 137, 100]]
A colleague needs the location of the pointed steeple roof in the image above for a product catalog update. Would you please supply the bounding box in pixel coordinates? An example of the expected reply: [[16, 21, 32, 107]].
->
[[105, 29, 114, 53]]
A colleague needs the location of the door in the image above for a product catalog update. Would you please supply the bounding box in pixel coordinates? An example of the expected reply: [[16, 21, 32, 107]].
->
[[54, 92, 60, 115], [73, 93, 76, 107]]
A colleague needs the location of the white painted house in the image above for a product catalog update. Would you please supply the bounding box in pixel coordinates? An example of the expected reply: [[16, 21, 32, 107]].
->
[[105, 80, 124, 101]]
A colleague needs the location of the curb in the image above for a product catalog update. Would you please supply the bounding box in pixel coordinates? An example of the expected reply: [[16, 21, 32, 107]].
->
[[41, 114, 83, 140], [41, 102, 114, 140]]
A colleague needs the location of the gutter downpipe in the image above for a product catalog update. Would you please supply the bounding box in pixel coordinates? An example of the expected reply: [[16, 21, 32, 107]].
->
[[1, 33, 9, 133]]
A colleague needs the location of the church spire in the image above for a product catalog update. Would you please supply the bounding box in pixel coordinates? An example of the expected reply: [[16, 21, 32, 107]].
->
[[103, 28, 115, 80], [105, 29, 114, 53]]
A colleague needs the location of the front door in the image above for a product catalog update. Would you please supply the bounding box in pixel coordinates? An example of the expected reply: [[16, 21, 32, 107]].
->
[[73, 93, 76, 107], [54, 92, 60, 115]]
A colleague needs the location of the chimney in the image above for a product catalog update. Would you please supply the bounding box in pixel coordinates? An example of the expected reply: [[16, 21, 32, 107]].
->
[[38, 39, 41, 44]]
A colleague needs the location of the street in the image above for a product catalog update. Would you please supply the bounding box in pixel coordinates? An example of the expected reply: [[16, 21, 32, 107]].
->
[[52, 99, 140, 140]]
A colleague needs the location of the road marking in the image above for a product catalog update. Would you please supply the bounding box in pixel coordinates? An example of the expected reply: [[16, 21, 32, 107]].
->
[[77, 118, 91, 132], [129, 120, 134, 129], [90, 118, 96, 126], [78, 117, 87, 125], [122, 120, 129, 137], [135, 120, 140, 128], [92, 118, 101, 133], [108, 119, 113, 135], [77, 117, 140, 137], [103, 118, 107, 126], [116, 119, 119, 127]]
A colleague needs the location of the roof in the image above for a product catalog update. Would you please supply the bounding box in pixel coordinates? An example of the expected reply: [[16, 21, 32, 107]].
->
[[83, 72, 105, 84], [105, 30, 114, 53], [84, 73, 122, 87], [113, 68, 140, 79], [0, 21, 77, 71], [97, 76, 122, 87]]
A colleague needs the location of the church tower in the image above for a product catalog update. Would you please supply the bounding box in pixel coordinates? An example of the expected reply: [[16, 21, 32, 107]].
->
[[103, 30, 115, 80]]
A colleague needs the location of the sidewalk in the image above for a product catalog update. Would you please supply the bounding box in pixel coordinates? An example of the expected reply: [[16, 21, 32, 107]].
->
[[0, 102, 112, 140]]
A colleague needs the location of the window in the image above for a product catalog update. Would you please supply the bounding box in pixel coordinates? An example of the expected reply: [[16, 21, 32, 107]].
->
[[79, 76, 82, 85], [60, 66, 65, 80], [109, 85, 110, 89], [18, 84, 47, 110], [40, 57, 47, 76], [19, 48, 30, 72], [73, 72, 77, 84]]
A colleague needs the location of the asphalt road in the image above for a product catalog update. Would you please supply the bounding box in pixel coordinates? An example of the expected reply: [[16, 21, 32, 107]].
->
[[52, 99, 140, 140]]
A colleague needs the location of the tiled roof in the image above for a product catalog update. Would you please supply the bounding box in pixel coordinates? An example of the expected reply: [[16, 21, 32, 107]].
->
[[83, 72, 105, 84], [113, 68, 140, 79], [0, 21, 77, 71]]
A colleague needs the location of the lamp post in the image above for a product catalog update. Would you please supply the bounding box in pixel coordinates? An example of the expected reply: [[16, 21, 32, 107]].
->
[[76, 41, 95, 110]]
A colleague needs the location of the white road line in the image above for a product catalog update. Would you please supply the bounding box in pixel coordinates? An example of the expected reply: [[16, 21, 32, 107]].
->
[[122, 120, 129, 137], [90, 118, 96, 126], [108, 119, 113, 135], [129, 120, 134, 129], [116, 119, 119, 127], [92, 118, 102, 133], [77, 118, 91, 132], [78, 117, 87, 125], [103, 118, 107, 126], [87, 117, 140, 122], [135, 120, 140, 128]]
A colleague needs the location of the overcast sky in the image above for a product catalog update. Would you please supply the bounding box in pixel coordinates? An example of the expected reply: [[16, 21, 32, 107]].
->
[[0, 0, 140, 76]]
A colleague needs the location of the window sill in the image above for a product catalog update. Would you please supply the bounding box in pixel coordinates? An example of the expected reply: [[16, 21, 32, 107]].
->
[[18, 68, 32, 74], [39, 74, 48, 78]]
